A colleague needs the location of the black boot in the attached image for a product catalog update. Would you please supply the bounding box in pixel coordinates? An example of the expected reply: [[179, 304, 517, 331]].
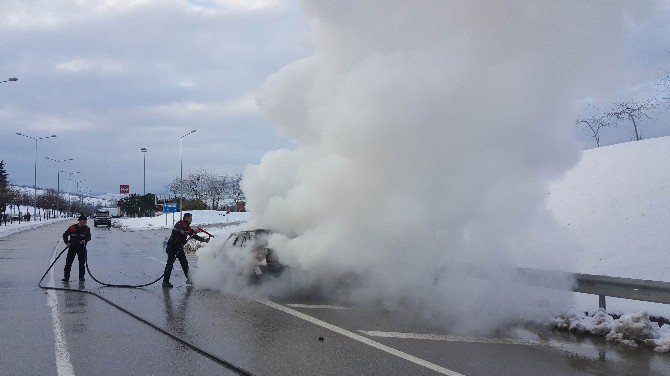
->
[[162, 275, 173, 288]]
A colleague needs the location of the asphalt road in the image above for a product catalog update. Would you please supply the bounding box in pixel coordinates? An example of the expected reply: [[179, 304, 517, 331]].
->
[[2, 222, 670, 375]]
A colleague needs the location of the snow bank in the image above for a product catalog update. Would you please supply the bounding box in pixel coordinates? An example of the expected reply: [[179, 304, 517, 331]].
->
[[113, 210, 249, 231], [0, 217, 69, 239], [553, 310, 670, 353]]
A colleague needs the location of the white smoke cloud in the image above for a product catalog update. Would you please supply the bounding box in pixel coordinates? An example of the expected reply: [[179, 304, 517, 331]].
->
[[200, 1, 655, 333]]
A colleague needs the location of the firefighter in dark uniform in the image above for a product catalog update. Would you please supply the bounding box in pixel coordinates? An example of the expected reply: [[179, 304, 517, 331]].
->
[[62, 215, 91, 282], [162, 213, 209, 288]]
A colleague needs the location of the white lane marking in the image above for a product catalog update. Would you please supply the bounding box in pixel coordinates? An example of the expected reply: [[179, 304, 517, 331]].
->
[[149, 256, 166, 265], [358, 330, 597, 351], [287, 303, 348, 310], [286, 303, 398, 311], [47, 248, 75, 376], [257, 300, 464, 376]]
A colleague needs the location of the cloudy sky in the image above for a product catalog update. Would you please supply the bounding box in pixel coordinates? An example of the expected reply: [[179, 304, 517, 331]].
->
[[1, 0, 669, 195], [0, 0, 310, 195]]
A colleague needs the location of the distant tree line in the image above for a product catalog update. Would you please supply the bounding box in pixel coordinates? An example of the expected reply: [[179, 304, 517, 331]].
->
[[0, 160, 98, 219], [117, 193, 156, 217]]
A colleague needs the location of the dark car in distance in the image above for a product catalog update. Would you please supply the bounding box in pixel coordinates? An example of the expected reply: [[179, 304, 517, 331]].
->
[[93, 209, 111, 227]]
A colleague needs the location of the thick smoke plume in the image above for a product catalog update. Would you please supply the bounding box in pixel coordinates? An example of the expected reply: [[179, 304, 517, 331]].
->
[[199, 1, 649, 333]]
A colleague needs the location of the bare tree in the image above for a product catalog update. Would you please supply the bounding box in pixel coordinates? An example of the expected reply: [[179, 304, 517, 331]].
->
[[655, 70, 670, 109], [654, 49, 670, 108], [204, 174, 228, 210], [167, 170, 244, 210], [607, 100, 655, 141], [230, 173, 245, 202], [166, 178, 185, 197], [166, 169, 208, 201], [184, 169, 211, 202], [577, 105, 613, 147]]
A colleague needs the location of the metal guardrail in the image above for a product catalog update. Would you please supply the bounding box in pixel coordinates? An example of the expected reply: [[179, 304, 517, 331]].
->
[[513, 267, 670, 310]]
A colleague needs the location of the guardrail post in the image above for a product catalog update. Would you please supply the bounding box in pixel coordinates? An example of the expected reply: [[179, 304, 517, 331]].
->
[[599, 295, 606, 311]]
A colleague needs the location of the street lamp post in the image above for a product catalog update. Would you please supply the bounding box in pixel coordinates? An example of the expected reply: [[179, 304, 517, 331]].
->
[[16, 133, 57, 218], [141, 148, 147, 195], [179, 130, 196, 220], [75, 179, 86, 203], [44, 157, 73, 197], [66, 171, 73, 215], [1, 77, 18, 84], [64, 171, 80, 216], [74, 172, 81, 208]]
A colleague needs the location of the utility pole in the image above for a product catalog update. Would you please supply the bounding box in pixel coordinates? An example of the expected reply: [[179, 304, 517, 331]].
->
[[16, 133, 57, 218], [141, 148, 147, 195], [179, 130, 196, 220]]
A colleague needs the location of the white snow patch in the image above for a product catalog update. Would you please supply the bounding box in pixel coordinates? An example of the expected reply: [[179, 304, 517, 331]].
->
[[113, 210, 249, 231], [553, 310, 670, 352]]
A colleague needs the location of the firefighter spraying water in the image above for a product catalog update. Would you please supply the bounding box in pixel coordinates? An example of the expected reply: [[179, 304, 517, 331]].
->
[[162, 212, 211, 288]]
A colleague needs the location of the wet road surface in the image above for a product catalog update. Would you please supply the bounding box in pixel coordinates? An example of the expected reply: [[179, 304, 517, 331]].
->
[[2, 222, 670, 375]]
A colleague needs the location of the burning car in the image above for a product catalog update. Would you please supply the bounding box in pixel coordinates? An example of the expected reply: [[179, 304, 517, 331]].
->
[[227, 229, 285, 280]]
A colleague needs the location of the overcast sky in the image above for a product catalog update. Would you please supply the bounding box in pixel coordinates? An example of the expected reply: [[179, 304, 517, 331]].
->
[[1, 0, 669, 195], [0, 0, 310, 195]]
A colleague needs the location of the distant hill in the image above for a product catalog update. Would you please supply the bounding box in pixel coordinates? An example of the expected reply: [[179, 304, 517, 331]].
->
[[10, 185, 116, 208]]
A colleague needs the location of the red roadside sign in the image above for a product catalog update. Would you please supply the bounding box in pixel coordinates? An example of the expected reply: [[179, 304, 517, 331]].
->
[[120, 185, 130, 194]]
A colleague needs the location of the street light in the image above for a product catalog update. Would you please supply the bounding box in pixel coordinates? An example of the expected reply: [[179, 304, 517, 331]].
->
[[75, 179, 87, 199], [1, 77, 18, 84], [141, 148, 147, 195], [44, 157, 73, 197], [16, 132, 57, 218], [63, 170, 80, 216], [179, 130, 196, 219]]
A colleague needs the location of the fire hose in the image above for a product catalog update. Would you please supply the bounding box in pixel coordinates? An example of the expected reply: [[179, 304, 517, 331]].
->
[[37, 240, 253, 376], [197, 226, 214, 238]]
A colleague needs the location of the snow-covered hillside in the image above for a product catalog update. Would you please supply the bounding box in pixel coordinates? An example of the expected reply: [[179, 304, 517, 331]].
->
[[96, 193, 122, 203], [10, 185, 116, 208], [548, 136, 670, 281]]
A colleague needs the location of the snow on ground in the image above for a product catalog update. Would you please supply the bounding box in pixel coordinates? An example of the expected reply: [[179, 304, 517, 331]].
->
[[554, 310, 670, 353], [0, 217, 69, 239], [113, 210, 249, 231]]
